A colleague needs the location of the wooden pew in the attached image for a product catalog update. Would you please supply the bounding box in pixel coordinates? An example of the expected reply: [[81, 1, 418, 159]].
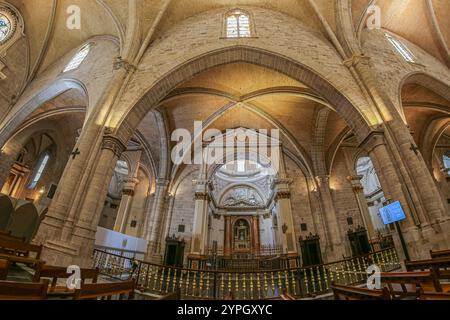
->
[[0, 237, 42, 267], [331, 283, 391, 300], [380, 271, 441, 299], [405, 257, 450, 293], [0, 258, 9, 280], [73, 280, 135, 300], [430, 249, 450, 259], [0, 280, 49, 300], [33, 265, 99, 298]]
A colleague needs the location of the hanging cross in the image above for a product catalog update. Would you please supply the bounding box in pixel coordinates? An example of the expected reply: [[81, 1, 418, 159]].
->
[[71, 148, 81, 160], [410, 143, 419, 155]]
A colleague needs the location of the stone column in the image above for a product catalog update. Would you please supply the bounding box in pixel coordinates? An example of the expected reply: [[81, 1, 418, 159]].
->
[[251, 215, 260, 254], [33, 61, 135, 267], [113, 177, 139, 233], [273, 179, 297, 256], [315, 176, 344, 261], [190, 180, 210, 256], [224, 215, 232, 256], [347, 175, 376, 241], [38, 134, 125, 267], [158, 193, 175, 258], [146, 178, 169, 261]]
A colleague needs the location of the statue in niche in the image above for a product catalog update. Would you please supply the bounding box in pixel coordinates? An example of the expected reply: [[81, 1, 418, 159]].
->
[[234, 220, 250, 250]]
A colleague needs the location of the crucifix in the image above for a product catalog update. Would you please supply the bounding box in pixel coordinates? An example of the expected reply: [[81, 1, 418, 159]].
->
[[71, 148, 81, 160]]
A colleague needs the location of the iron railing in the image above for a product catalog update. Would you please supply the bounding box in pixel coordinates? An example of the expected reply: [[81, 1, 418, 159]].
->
[[92, 247, 400, 299]]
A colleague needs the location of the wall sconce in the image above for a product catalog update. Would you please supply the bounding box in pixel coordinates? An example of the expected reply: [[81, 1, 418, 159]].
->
[[39, 186, 46, 195], [282, 223, 288, 234]]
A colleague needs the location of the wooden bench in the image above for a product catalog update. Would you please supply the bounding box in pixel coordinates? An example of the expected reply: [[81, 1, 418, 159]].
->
[[430, 249, 450, 259], [380, 271, 441, 299], [405, 257, 450, 293], [0, 237, 43, 267], [331, 283, 391, 300], [0, 280, 49, 300], [0, 258, 9, 280], [73, 280, 135, 300], [33, 265, 99, 298]]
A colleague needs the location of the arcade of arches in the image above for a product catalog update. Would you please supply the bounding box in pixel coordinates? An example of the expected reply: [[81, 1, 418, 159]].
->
[[1, 1, 450, 289]]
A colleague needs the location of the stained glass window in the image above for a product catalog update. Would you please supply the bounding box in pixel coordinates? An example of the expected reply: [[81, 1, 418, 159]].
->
[[385, 33, 415, 63], [226, 10, 251, 38], [0, 13, 11, 42], [63, 44, 90, 72]]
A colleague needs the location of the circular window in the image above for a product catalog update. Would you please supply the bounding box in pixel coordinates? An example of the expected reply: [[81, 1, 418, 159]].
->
[[0, 13, 11, 42]]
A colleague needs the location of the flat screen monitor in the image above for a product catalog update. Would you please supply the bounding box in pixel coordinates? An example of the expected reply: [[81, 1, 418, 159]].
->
[[379, 201, 406, 225]]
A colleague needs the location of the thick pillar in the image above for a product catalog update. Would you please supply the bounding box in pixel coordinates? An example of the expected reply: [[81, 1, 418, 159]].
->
[[146, 178, 169, 261], [315, 176, 345, 261], [273, 179, 297, 256], [189, 181, 210, 257], [113, 177, 139, 233], [37, 134, 125, 267], [347, 175, 376, 241]]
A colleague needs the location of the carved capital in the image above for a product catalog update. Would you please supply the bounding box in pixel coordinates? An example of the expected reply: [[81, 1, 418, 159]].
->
[[122, 189, 134, 196], [101, 135, 126, 157], [275, 191, 291, 200], [195, 192, 209, 201]]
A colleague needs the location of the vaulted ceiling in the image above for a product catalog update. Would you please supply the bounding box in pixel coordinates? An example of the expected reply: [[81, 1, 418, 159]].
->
[[2, 0, 450, 179]]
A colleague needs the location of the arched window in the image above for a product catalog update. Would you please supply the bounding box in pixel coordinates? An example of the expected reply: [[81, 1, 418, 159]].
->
[[356, 157, 382, 196], [0, 13, 11, 42], [443, 153, 450, 175], [28, 153, 50, 189], [226, 10, 251, 38], [63, 43, 91, 73], [385, 33, 415, 63]]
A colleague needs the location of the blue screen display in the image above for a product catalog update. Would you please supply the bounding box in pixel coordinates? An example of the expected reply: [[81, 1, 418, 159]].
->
[[379, 201, 406, 225]]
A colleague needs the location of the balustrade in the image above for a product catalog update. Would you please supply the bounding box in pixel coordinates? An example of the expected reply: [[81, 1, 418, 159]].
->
[[92, 247, 400, 299]]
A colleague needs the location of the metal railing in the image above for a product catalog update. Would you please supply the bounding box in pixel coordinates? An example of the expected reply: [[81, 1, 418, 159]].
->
[[93, 247, 400, 299]]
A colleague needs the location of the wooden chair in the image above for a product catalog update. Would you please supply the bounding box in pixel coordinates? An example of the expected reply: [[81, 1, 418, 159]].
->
[[0, 280, 49, 300], [73, 280, 135, 300], [0, 258, 9, 280], [0, 237, 42, 267], [380, 271, 441, 299], [33, 265, 99, 298], [331, 283, 391, 300], [430, 249, 450, 259]]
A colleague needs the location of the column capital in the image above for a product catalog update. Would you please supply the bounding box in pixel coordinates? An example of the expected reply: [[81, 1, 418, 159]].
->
[[156, 178, 169, 187], [101, 135, 126, 157], [195, 192, 210, 201], [347, 175, 364, 193], [275, 191, 291, 200]]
